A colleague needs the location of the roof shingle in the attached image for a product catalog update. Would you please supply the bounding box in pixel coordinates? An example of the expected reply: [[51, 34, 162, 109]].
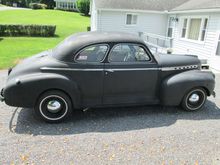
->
[[171, 0, 220, 11], [94, 0, 220, 11]]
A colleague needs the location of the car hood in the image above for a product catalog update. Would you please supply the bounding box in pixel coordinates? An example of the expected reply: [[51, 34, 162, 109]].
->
[[155, 54, 201, 68]]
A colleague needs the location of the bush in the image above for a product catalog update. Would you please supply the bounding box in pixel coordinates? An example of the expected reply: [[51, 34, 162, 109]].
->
[[76, 0, 90, 16], [29, 3, 47, 9], [40, 0, 55, 9], [0, 24, 56, 37]]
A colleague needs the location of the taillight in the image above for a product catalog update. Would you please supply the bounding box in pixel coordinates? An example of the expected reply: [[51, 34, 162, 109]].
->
[[8, 68, 12, 75]]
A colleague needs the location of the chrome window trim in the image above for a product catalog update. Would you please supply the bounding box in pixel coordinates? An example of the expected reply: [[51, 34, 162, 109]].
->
[[108, 43, 152, 63], [73, 44, 110, 64]]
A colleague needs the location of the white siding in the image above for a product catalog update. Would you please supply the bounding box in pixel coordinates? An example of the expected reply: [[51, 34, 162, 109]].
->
[[90, 0, 98, 31], [95, 10, 168, 36], [89, 3, 220, 70], [172, 13, 220, 63]]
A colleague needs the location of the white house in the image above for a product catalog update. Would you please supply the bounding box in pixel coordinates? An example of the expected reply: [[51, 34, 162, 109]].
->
[[54, 0, 77, 11], [90, 0, 220, 71]]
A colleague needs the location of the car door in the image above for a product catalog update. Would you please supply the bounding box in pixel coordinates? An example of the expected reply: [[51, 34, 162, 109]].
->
[[103, 43, 159, 105], [72, 44, 109, 107]]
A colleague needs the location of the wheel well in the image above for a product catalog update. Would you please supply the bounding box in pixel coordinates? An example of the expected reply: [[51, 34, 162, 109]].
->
[[184, 86, 210, 98], [180, 86, 210, 105], [201, 87, 210, 96], [36, 88, 74, 108]]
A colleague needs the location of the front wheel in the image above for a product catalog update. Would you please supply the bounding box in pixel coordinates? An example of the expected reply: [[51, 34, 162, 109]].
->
[[181, 88, 207, 111], [34, 90, 72, 123]]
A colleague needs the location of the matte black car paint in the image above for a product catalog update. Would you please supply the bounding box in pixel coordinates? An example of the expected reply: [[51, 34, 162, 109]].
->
[[1, 32, 215, 110]]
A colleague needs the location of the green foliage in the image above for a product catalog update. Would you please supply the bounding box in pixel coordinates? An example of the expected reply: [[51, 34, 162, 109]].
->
[[0, 10, 90, 69], [0, 24, 56, 37], [29, 3, 47, 9], [39, 0, 55, 9], [1, 0, 42, 7], [76, 0, 90, 16]]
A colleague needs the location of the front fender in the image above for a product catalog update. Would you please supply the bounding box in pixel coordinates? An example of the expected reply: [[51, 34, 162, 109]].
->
[[161, 70, 215, 106], [4, 73, 81, 108]]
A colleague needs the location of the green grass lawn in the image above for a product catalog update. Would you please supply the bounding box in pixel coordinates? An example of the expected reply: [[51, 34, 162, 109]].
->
[[0, 9, 90, 69]]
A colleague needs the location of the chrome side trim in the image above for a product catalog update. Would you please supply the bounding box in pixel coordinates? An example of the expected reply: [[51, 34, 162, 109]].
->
[[41, 67, 159, 71], [108, 68, 160, 71], [161, 65, 198, 71], [41, 65, 198, 72], [41, 67, 103, 72]]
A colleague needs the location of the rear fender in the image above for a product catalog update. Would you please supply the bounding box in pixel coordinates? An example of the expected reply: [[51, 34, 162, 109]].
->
[[4, 73, 81, 108]]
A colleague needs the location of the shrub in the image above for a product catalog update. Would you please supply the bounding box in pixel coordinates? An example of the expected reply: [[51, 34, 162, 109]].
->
[[29, 3, 47, 9], [76, 0, 90, 16], [0, 24, 56, 37], [40, 0, 55, 9]]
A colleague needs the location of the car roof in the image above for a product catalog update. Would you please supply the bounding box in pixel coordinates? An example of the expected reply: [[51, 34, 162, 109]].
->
[[53, 32, 146, 61], [66, 31, 144, 44]]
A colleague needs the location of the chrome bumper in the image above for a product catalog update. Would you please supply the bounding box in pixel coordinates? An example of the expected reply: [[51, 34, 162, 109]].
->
[[0, 88, 4, 102]]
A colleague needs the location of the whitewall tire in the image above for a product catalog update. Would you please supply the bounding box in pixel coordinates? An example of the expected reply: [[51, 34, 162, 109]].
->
[[181, 88, 207, 111], [34, 90, 72, 123]]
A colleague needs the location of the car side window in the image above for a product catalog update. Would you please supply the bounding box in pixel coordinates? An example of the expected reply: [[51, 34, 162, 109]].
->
[[109, 44, 150, 62], [75, 45, 108, 63]]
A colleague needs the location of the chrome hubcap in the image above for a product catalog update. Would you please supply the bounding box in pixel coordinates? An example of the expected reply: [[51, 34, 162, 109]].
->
[[189, 93, 200, 103], [47, 100, 62, 113]]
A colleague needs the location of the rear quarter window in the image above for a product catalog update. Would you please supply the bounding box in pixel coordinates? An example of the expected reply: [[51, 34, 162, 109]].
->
[[75, 44, 109, 63]]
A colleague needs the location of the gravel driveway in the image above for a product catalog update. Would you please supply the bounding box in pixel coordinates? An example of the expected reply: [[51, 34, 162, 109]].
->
[[0, 6, 30, 11], [0, 70, 219, 165]]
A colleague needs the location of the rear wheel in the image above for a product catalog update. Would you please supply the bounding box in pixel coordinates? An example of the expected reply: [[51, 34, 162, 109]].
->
[[34, 90, 72, 123], [181, 88, 207, 111]]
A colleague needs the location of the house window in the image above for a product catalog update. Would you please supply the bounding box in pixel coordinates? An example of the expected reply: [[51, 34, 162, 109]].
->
[[181, 19, 188, 38], [216, 34, 220, 56], [201, 18, 208, 41], [188, 19, 202, 40], [167, 17, 174, 37], [126, 14, 138, 25], [181, 18, 208, 41]]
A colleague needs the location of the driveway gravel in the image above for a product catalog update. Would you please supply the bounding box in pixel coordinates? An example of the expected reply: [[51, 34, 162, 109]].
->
[[0, 6, 30, 11], [0, 70, 219, 165]]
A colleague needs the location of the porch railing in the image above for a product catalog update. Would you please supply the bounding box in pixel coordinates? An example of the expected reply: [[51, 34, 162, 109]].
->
[[139, 32, 174, 53]]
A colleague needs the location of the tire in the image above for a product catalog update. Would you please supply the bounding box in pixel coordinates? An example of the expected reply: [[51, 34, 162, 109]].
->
[[181, 88, 207, 111], [34, 90, 73, 123]]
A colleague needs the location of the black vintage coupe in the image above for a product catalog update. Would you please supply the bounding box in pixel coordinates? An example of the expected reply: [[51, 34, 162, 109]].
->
[[0, 32, 216, 123]]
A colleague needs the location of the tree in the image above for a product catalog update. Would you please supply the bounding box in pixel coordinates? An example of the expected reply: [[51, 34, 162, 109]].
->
[[76, 0, 90, 16], [1, 0, 38, 7]]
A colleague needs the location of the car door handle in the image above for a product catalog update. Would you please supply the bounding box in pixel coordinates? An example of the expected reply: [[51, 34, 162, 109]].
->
[[105, 69, 114, 75], [106, 69, 114, 73]]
